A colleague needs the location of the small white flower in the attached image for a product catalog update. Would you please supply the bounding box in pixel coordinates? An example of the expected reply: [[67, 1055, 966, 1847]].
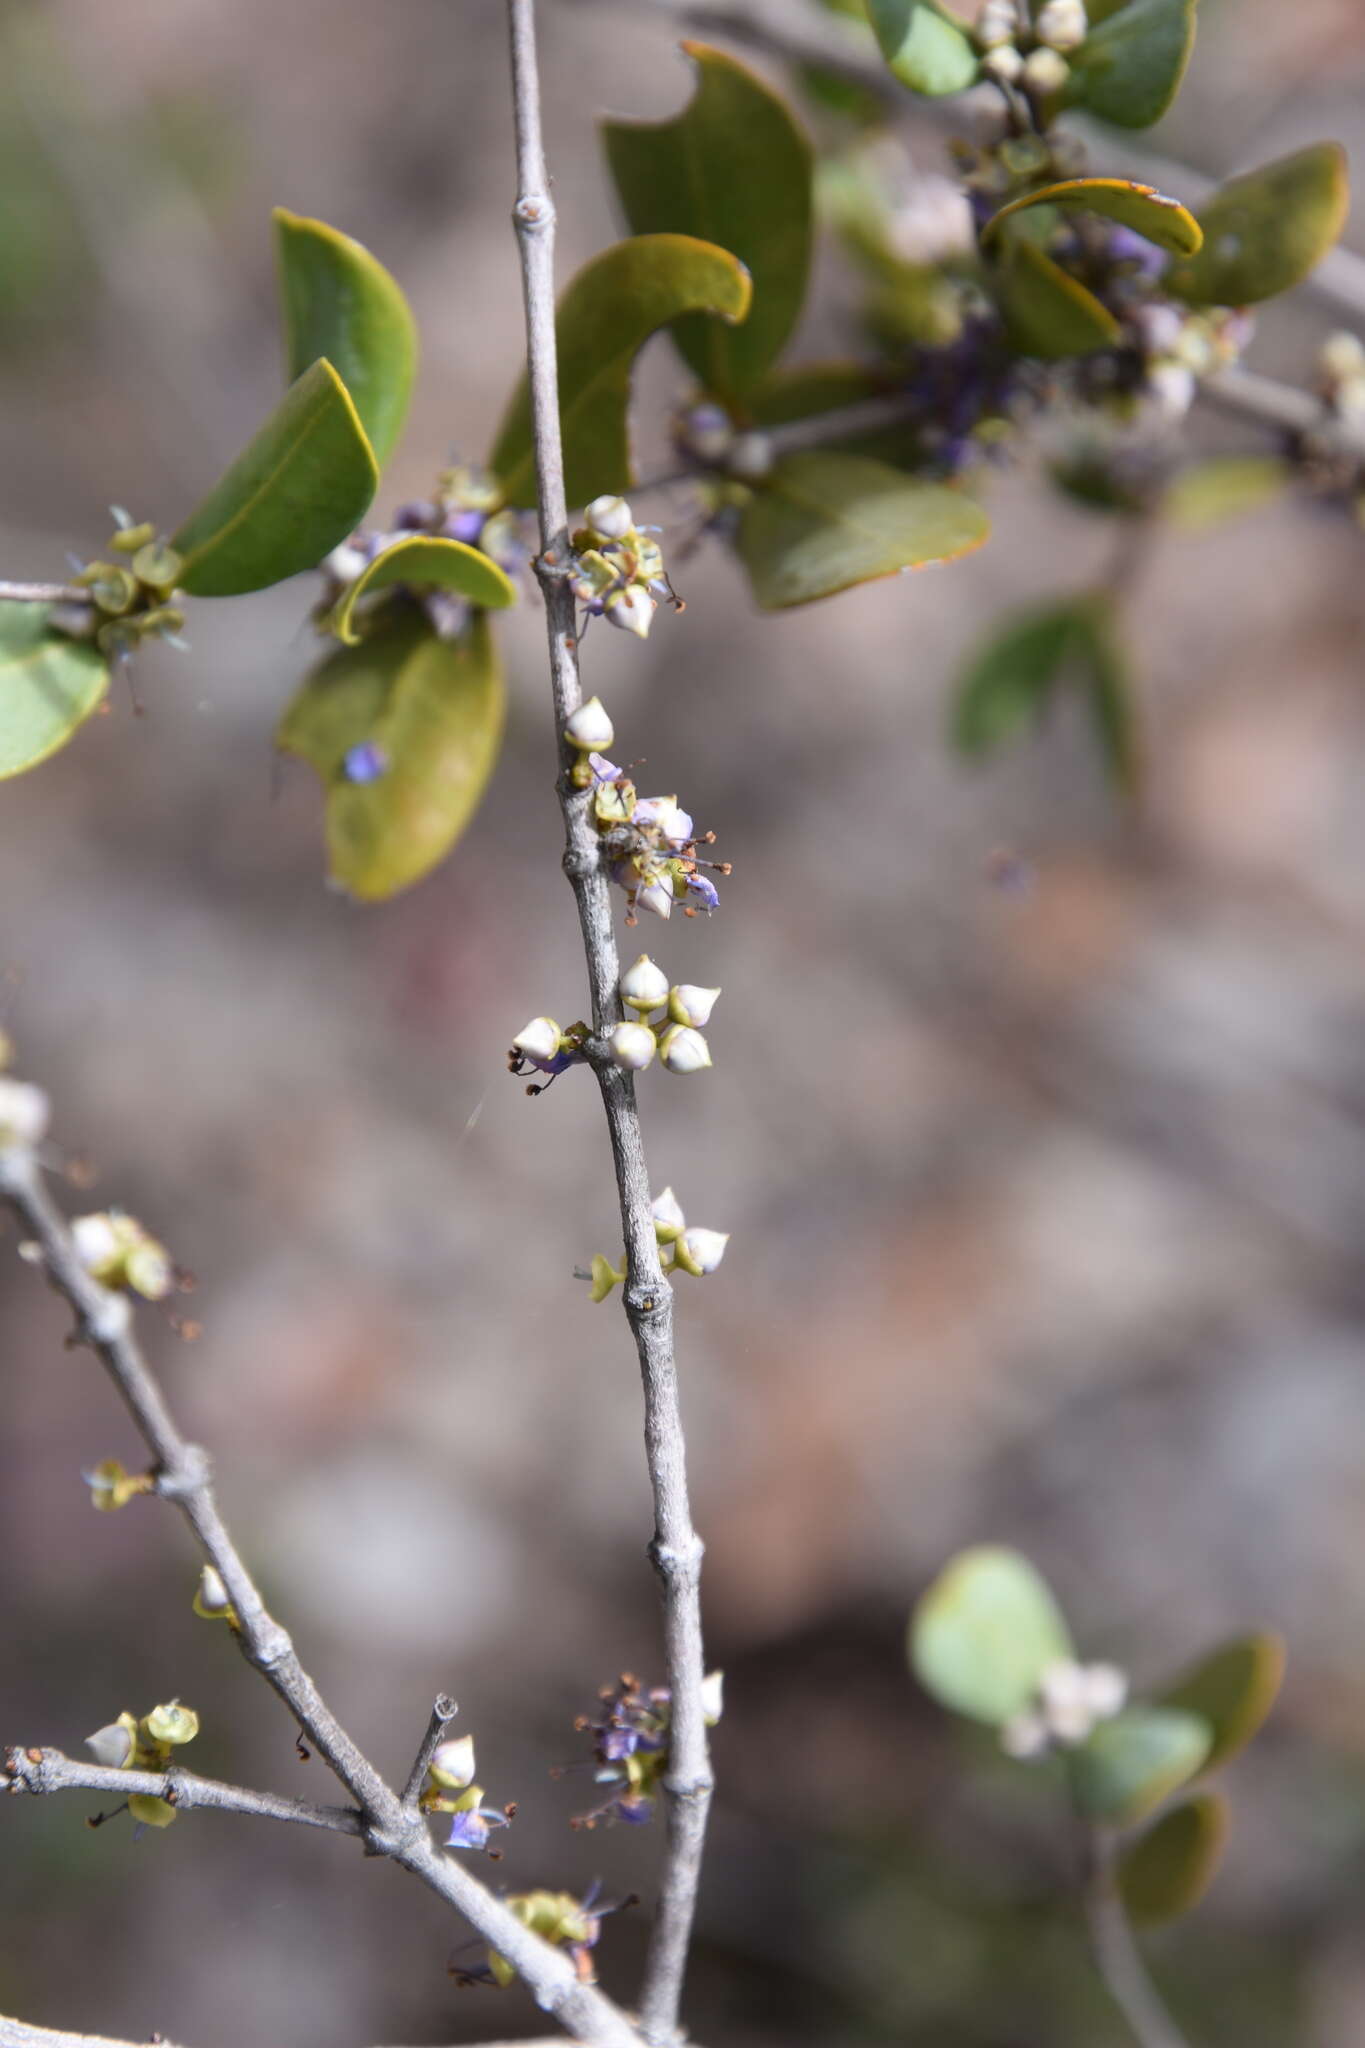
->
[[1035, 0, 1087, 52], [1082, 1662, 1128, 1721], [1021, 45, 1071, 93], [605, 588, 655, 639], [620, 954, 671, 1012], [85, 1722, 133, 1770], [681, 1226, 729, 1273], [1000, 1710, 1049, 1759], [700, 1670, 725, 1723], [636, 877, 675, 921], [564, 697, 614, 751], [651, 1186, 687, 1242], [609, 1021, 658, 1072], [659, 1025, 712, 1075], [1321, 330, 1365, 385], [584, 494, 634, 541], [0, 1077, 50, 1149], [1147, 360, 1197, 420], [980, 43, 1024, 84], [428, 1734, 476, 1790], [668, 984, 721, 1029], [72, 1213, 121, 1274], [511, 1016, 562, 1065], [727, 431, 774, 483]]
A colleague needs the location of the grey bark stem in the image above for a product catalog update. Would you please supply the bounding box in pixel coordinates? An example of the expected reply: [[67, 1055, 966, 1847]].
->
[[2, 1747, 364, 1836], [1081, 1828, 1194, 2048], [503, 5, 714, 2041], [401, 1692, 460, 1810], [0, 581, 85, 605], [0, 1141, 645, 2048]]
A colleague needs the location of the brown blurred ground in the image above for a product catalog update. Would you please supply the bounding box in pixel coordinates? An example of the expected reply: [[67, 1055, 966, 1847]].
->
[[4, 2, 1365, 2044]]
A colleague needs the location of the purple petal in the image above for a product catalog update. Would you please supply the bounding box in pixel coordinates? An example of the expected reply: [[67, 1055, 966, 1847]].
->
[[685, 874, 720, 912], [443, 508, 487, 545], [341, 741, 388, 785]]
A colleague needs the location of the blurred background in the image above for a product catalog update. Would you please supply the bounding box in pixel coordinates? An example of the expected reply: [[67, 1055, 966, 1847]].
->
[[4, 1, 1365, 2042]]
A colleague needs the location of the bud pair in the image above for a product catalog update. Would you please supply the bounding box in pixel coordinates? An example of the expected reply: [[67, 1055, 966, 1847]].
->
[[71, 1211, 175, 1302]]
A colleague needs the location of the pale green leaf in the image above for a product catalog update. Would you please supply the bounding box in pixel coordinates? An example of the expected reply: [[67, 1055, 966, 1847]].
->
[[0, 604, 109, 779], [864, 0, 980, 95], [1160, 1633, 1285, 1772], [1069, 1708, 1212, 1825], [910, 1546, 1073, 1725], [274, 208, 418, 469]]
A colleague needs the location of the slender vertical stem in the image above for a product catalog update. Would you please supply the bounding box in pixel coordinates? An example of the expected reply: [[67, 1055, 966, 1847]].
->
[[504, 6, 714, 2038], [1082, 1828, 1194, 2048]]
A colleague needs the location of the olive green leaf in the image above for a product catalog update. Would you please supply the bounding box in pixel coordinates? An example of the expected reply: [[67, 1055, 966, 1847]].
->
[[277, 604, 504, 901], [1063, 0, 1198, 131], [864, 0, 980, 96], [274, 208, 418, 470], [327, 536, 516, 646], [1119, 1793, 1230, 1926], [602, 44, 812, 400], [1069, 1707, 1213, 1826], [0, 604, 109, 778], [737, 450, 986, 609], [982, 179, 1202, 257], [490, 234, 752, 510], [1168, 144, 1350, 307], [954, 593, 1137, 791], [745, 361, 890, 428], [996, 237, 1121, 359], [1164, 455, 1291, 530], [1159, 1633, 1285, 1773], [174, 359, 379, 598], [910, 1546, 1073, 1725]]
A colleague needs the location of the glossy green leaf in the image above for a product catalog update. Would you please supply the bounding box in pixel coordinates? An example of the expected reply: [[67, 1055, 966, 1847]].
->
[[277, 604, 504, 901], [910, 1546, 1073, 1725], [602, 44, 811, 399], [1168, 144, 1349, 307], [174, 359, 378, 598], [327, 536, 515, 646], [1164, 455, 1291, 530], [1069, 1708, 1212, 1825], [1160, 1633, 1285, 1772], [745, 361, 890, 428], [490, 235, 751, 510], [0, 604, 108, 778], [1063, 0, 1197, 130], [982, 179, 1202, 257], [1119, 1794, 1229, 1926], [274, 208, 417, 469], [864, 0, 979, 96], [996, 238, 1121, 358]]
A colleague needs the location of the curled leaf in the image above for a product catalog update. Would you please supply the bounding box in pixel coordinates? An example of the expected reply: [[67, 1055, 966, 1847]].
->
[[982, 179, 1202, 258], [274, 208, 418, 469], [328, 536, 515, 646]]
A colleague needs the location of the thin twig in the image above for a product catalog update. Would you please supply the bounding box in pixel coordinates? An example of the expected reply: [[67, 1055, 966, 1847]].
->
[[0, 1140, 645, 2048], [401, 1693, 459, 1810], [0, 581, 85, 606], [0, 2026, 590, 2048], [1081, 1828, 1194, 2048], [504, 6, 713, 2042], [1, 1747, 365, 1837]]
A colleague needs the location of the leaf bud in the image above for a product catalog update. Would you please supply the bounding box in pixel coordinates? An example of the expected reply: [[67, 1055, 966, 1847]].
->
[[85, 1719, 134, 1770], [143, 1700, 199, 1747], [1035, 0, 1087, 49], [428, 1734, 476, 1790], [650, 1186, 686, 1244], [1021, 46, 1071, 94], [667, 984, 721, 1029], [675, 1226, 729, 1276], [609, 1021, 658, 1072], [583, 494, 635, 542], [0, 1077, 51, 1149], [564, 697, 615, 751], [620, 954, 671, 1012], [728, 431, 774, 483], [511, 1017, 563, 1066], [605, 587, 655, 639], [658, 1025, 712, 1075]]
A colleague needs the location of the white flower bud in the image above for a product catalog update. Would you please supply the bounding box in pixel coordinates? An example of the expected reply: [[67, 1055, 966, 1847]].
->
[[196, 1565, 231, 1615], [1035, 0, 1087, 52], [636, 876, 674, 921], [1082, 1662, 1128, 1721], [700, 1670, 725, 1724], [429, 1734, 476, 1790], [1000, 1710, 1049, 1759], [975, 0, 1019, 49], [511, 1017, 562, 1064], [659, 1025, 712, 1075], [1147, 360, 1197, 419], [980, 43, 1024, 84], [85, 1721, 133, 1769], [668, 984, 721, 1029], [1321, 330, 1365, 385], [584, 494, 635, 541], [605, 587, 655, 639], [651, 1186, 686, 1242], [564, 697, 614, 751], [620, 954, 670, 1012], [322, 540, 369, 585], [1039, 1659, 1099, 1745], [0, 1077, 51, 1149], [72, 1212, 121, 1274], [727, 431, 774, 483], [681, 1226, 729, 1273], [609, 1021, 658, 1072], [1021, 45, 1071, 94]]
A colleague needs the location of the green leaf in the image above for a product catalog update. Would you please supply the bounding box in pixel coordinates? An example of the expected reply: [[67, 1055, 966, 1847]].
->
[[0, 605, 108, 778], [1168, 144, 1350, 307], [490, 235, 752, 510], [1069, 1708, 1212, 1825], [277, 604, 504, 900], [996, 237, 1121, 358], [954, 594, 1137, 790], [982, 179, 1202, 257], [327, 536, 516, 646], [1118, 1794, 1229, 1926], [1164, 455, 1290, 530], [602, 44, 812, 399], [174, 359, 379, 598], [273, 208, 418, 469], [910, 1546, 1073, 1725], [745, 361, 890, 428], [1063, 0, 1198, 130], [1159, 1633, 1285, 1772], [864, 0, 980, 95], [737, 450, 986, 609]]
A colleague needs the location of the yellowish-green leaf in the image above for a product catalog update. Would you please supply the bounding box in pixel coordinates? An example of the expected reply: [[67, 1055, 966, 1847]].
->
[[327, 536, 515, 646], [490, 235, 751, 509], [274, 208, 417, 469], [1119, 1794, 1229, 1927], [0, 604, 108, 779], [602, 44, 812, 399], [278, 605, 504, 901], [982, 179, 1202, 257], [1164, 455, 1291, 530], [1063, 0, 1197, 131], [174, 359, 378, 598], [737, 450, 986, 609], [996, 238, 1121, 359], [1169, 144, 1350, 307], [864, 0, 979, 96], [1160, 1633, 1285, 1772], [1069, 1707, 1212, 1826], [745, 361, 890, 428], [910, 1546, 1073, 1725]]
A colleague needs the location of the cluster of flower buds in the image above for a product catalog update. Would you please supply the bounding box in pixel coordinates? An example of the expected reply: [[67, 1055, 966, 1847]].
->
[[50, 510, 188, 661], [321, 463, 533, 649], [565, 1670, 723, 1829], [451, 1888, 607, 1990], [1130, 302, 1256, 421], [416, 1730, 516, 1857], [69, 1210, 175, 1302], [976, 0, 1087, 97], [84, 1699, 200, 1829], [561, 700, 728, 924], [999, 1657, 1128, 1759], [609, 955, 720, 1076], [586, 1184, 729, 1303], [567, 496, 680, 639]]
